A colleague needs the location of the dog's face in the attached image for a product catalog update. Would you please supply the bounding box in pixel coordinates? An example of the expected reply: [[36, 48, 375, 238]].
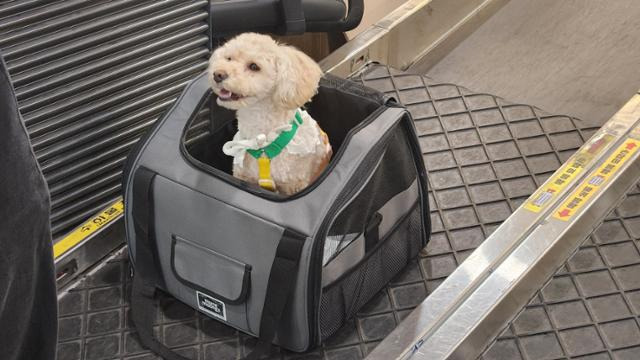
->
[[208, 33, 322, 111]]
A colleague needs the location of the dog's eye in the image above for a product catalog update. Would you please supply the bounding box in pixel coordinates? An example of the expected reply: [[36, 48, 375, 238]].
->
[[226, 57, 232, 61], [248, 62, 260, 72]]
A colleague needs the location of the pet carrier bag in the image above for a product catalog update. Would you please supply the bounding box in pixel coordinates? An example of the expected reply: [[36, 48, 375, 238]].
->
[[123, 71, 430, 358]]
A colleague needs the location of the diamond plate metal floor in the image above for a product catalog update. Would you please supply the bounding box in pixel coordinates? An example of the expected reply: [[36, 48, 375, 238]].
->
[[57, 64, 634, 360]]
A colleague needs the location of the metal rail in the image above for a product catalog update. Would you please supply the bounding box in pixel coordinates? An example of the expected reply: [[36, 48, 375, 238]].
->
[[320, 0, 508, 76], [367, 94, 640, 359]]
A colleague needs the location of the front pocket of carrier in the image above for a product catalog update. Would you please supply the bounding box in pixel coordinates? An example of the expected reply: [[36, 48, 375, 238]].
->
[[152, 174, 292, 336], [171, 235, 251, 306]]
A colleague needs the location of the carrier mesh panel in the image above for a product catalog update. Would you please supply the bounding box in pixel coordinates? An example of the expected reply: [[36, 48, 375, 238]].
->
[[323, 125, 418, 263], [319, 123, 425, 341], [320, 205, 423, 340]]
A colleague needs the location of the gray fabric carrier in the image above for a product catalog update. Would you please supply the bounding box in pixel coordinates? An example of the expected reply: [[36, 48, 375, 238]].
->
[[123, 71, 430, 358]]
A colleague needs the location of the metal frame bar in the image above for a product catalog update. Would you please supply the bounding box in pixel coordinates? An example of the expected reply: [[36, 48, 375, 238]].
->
[[367, 94, 640, 359], [320, 0, 509, 76]]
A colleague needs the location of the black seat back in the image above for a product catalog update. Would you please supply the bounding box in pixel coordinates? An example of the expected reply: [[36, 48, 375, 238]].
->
[[210, 0, 364, 36]]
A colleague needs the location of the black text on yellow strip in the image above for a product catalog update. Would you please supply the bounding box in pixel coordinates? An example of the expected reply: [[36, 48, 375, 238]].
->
[[54, 200, 124, 259]]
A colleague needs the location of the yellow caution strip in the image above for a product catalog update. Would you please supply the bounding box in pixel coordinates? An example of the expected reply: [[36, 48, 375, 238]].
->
[[54, 200, 124, 259], [524, 134, 614, 213], [554, 139, 640, 221]]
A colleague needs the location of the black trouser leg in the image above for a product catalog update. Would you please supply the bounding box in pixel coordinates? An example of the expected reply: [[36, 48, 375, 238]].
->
[[0, 53, 58, 360]]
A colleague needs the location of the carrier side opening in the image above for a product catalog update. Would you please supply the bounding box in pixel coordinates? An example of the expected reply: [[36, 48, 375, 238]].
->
[[181, 79, 386, 200]]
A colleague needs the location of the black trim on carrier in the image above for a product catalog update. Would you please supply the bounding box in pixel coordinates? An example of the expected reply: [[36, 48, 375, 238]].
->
[[131, 166, 165, 288], [396, 104, 432, 247]]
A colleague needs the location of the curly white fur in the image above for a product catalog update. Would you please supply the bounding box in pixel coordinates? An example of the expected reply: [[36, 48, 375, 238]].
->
[[208, 33, 331, 195]]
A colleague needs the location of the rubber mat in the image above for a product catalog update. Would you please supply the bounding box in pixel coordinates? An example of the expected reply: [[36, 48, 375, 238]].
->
[[56, 64, 607, 360]]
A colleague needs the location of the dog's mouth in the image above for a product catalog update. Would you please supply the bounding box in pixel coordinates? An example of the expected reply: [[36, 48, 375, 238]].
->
[[216, 88, 244, 102]]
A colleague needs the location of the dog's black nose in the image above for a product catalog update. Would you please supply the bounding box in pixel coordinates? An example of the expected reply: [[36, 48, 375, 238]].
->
[[213, 71, 228, 83]]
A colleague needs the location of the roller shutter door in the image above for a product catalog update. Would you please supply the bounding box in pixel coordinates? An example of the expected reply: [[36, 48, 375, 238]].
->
[[0, 0, 211, 239]]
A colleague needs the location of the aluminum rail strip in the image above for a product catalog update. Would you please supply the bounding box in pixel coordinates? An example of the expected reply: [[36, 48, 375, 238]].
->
[[367, 94, 640, 359]]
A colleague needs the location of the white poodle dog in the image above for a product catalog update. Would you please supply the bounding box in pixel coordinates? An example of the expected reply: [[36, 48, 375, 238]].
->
[[208, 33, 332, 195]]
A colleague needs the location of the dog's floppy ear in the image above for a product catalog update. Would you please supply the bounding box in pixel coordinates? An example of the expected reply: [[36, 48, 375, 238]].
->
[[273, 44, 323, 109]]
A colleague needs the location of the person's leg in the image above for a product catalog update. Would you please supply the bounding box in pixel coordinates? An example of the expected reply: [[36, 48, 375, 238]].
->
[[0, 54, 58, 360]]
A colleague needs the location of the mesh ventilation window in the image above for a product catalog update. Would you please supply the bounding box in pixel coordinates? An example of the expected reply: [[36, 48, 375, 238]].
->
[[320, 205, 423, 340], [323, 125, 419, 265]]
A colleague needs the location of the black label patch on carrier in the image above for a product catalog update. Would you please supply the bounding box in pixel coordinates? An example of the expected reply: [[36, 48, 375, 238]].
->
[[196, 291, 226, 321]]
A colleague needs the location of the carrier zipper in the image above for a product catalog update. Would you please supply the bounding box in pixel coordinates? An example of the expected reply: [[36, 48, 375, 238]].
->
[[308, 117, 400, 346]]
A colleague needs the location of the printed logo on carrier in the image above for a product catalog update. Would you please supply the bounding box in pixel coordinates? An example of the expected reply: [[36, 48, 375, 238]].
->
[[197, 291, 226, 321]]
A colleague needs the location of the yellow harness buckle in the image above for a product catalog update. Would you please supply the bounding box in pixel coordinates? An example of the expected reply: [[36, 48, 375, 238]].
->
[[245, 111, 305, 192], [257, 156, 276, 191]]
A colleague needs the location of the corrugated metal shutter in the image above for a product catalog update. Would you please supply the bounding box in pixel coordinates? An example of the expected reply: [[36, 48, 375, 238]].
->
[[0, 0, 211, 239]]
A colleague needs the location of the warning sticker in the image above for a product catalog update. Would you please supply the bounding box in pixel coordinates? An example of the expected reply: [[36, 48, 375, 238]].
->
[[554, 139, 640, 221], [524, 134, 614, 213], [53, 200, 124, 259]]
